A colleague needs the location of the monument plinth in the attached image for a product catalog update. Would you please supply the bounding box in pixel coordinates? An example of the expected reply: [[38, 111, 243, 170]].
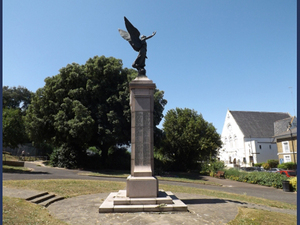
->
[[99, 76, 188, 212], [126, 76, 158, 198]]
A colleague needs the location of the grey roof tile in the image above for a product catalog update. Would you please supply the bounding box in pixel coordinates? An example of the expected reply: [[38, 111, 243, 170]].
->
[[230, 111, 291, 138]]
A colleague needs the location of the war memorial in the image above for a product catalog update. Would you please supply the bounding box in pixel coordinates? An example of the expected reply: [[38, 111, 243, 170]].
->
[[99, 17, 187, 213]]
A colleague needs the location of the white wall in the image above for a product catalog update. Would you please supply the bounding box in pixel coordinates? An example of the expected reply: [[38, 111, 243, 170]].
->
[[218, 110, 279, 167]]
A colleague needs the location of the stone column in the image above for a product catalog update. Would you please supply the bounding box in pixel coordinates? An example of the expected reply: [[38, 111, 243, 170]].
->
[[126, 76, 158, 198]]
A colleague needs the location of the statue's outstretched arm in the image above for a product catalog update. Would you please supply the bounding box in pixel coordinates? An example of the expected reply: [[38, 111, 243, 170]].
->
[[145, 31, 156, 40]]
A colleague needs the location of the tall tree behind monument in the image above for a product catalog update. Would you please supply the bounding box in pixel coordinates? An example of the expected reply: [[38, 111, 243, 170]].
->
[[25, 55, 167, 168], [159, 108, 222, 171]]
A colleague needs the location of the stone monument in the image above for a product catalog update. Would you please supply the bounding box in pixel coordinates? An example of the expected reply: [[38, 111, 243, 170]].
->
[[126, 76, 158, 198], [98, 17, 187, 213]]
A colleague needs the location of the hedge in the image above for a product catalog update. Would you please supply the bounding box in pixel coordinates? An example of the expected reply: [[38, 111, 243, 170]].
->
[[224, 168, 289, 189]]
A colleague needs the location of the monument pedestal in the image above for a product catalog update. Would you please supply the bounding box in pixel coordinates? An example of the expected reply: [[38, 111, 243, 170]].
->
[[99, 76, 187, 213], [126, 175, 158, 198], [126, 76, 158, 198]]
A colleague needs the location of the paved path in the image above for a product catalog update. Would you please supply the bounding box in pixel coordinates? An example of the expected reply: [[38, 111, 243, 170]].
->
[[3, 162, 297, 224]]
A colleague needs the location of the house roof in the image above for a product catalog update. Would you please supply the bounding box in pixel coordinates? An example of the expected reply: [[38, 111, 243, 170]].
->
[[274, 116, 297, 138], [230, 111, 291, 138]]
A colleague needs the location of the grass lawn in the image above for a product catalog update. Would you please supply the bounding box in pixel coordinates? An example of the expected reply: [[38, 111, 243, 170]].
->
[[3, 163, 297, 224], [3, 196, 67, 225], [3, 179, 296, 225], [78, 171, 222, 186], [227, 207, 296, 225]]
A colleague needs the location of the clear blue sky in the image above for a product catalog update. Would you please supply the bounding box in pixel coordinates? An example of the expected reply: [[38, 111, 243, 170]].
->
[[3, 0, 297, 134]]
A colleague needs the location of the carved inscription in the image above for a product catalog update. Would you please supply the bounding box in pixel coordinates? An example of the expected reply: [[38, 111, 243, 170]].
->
[[134, 111, 151, 167]]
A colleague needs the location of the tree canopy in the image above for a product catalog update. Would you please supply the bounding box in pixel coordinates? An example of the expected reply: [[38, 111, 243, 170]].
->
[[3, 108, 28, 148], [3, 86, 32, 111], [159, 108, 221, 171], [2, 86, 32, 148], [25, 55, 167, 168]]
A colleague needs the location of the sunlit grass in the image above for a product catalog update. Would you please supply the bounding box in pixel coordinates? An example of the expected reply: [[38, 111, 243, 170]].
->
[[79, 171, 221, 186], [160, 184, 296, 210], [3, 179, 125, 198], [3, 196, 67, 225], [227, 207, 296, 225], [2, 165, 32, 173], [3, 179, 296, 210]]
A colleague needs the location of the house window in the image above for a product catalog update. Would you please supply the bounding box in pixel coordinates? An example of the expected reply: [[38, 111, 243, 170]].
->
[[259, 145, 262, 149], [269, 145, 271, 149], [284, 155, 291, 163], [249, 156, 253, 163], [282, 142, 290, 153], [243, 157, 246, 163]]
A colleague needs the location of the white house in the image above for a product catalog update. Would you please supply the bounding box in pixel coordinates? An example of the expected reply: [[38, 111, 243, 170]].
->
[[218, 110, 291, 167]]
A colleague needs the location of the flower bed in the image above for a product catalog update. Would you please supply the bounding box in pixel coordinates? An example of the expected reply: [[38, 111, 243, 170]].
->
[[224, 168, 292, 189]]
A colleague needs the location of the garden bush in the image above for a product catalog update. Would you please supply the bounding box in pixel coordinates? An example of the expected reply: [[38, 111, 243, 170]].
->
[[254, 163, 263, 167], [278, 162, 297, 170], [50, 145, 79, 169], [201, 160, 225, 176], [224, 168, 289, 189], [267, 159, 279, 168], [288, 177, 297, 191], [262, 163, 270, 170]]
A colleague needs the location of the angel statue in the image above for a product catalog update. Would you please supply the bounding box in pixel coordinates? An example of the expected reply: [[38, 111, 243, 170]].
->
[[119, 17, 156, 76]]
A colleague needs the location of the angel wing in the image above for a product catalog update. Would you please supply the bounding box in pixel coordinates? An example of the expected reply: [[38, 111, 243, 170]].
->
[[118, 29, 131, 41], [118, 17, 142, 52]]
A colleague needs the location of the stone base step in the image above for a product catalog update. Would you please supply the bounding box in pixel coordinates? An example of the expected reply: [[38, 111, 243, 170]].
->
[[99, 190, 188, 213]]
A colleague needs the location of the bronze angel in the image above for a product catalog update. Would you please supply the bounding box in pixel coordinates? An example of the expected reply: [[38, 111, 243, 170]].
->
[[119, 17, 156, 76]]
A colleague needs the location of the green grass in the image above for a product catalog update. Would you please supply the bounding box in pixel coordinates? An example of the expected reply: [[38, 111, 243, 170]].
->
[[3, 179, 126, 198], [3, 179, 296, 210], [227, 207, 296, 225], [159, 184, 296, 210], [79, 171, 221, 186], [3, 179, 297, 225], [3, 196, 67, 225], [2, 153, 19, 161], [2, 165, 32, 173]]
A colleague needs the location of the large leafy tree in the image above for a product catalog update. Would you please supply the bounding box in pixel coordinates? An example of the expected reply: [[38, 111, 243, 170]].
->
[[3, 108, 28, 148], [2, 86, 33, 148], [3, 86, 32, 111], [26, 55, 167, 168], [159, 108, 221, 171]]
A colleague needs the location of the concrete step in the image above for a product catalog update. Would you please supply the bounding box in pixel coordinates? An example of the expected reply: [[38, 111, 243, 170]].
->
[[25, 192, 64, 207], [31, 193, 56, 204], [25, 192, 49, 201], [40, 196, 65, 207]]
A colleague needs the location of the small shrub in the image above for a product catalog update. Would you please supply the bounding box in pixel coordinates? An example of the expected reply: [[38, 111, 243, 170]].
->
[[50, 145, 80, 169], [224, 168, 243, 179], [267, 159, 279, 168], [289, 177, 297, 191], [201, 160, 225, 175], [278, 162, 297, 170], [262, 163, 270, 170], [254, 163, 263, 167]]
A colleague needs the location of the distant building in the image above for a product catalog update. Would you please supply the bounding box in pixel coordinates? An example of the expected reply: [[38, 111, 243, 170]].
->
[[274, 116, 297, 164], [218, 110, 291, 167]]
